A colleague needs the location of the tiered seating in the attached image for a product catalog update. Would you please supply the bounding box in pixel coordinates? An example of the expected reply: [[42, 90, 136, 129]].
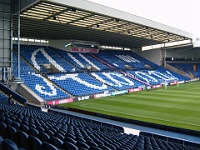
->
[[128, 69, 189, 85], [14, 45, 75, 72], [163, 68, 190, 81], [109, 50, 158, 70], [52, 47, 110, 71], [90, 71, 143, 90], [0, 104, 199, 150], [170, 63, 200, 77], [126, 51, 159, 69], [93, 50, 131, 69], [12, 44, 191, 100], [12, 54, 70, 101], [128, 70, 160, 85], [0, 92, 7, 104], [48, 73, 114, 96]]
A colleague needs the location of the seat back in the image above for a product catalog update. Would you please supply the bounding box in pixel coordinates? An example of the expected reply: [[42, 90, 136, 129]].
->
[[18, 130, 29, 149], [42, 142, 58, 150], [29, 135, 42, 150], [12, 121, 20, 130], [2, 139, 19, 150], [39, 131, 50, 142], [64, 141, 79, 150], [7, 125, 18, 145], [76, 141, 90, 149], [50, 136, 64, 149], [20, 124, 29, 134], [0, 135, 3, 150], [29, 127, 39, 138], [0, 122, 7, 139]]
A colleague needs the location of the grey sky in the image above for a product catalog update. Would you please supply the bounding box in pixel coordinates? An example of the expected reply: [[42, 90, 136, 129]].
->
[[87, 0, 200, 39]]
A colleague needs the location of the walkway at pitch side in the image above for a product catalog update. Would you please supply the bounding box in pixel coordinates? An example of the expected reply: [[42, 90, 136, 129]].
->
[[49, 108, 200, 144]]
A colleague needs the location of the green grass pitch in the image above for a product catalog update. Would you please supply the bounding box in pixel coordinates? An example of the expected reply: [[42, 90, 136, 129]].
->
[[59, 81, 200, 131]]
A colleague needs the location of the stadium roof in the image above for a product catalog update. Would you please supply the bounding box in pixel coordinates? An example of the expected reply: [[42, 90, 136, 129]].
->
[[13, 0, 194, 48]]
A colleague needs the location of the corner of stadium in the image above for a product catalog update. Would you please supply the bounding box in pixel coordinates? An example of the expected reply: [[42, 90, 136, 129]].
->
[[0, 0, 200, 149]]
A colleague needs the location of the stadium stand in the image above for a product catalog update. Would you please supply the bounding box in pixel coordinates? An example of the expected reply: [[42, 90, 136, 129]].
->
[[12, 44, 191, 100], [0, 91, 8, 104], [0, 103, 199, 150], [109, 50, 158, 70], [169, 63, 200, 77], [48, 73, 114, 96], [90, 71, 143, 90], [12, 53, 70, 101], [51, 47, 110, 71], [92, 50, 131, 70], [127, 69, 189, 85], [1, 0, 199, 149], [13, 44, 76, 73]]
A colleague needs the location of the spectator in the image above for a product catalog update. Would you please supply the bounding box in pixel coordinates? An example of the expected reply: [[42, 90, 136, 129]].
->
[[44, 101, 47, 108], [8, 94, 12, 105]]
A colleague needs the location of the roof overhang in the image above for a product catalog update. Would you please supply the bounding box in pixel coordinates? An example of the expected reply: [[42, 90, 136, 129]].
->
[[13, 0, 194, 48]]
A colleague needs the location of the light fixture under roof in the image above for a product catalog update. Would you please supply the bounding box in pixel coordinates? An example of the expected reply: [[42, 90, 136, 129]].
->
[[70, 8, 76, 12], [53, 16, 56, 20], [115, 19, 119, 22]]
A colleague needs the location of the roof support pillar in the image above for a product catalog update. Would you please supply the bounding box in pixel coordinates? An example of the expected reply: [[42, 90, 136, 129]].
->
[[17, 0, 21, 80]]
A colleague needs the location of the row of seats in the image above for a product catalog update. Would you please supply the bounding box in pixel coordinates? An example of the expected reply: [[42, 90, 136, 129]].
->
[[93, 51, 129, 69], [111, 50, 151, 70], [0, 104, 199, 150], [0, 135, 58, 150], [127, 69, 189, 85], [90, 72, 143, 90], [110, 50, 159, 69], [47, 73, 114, 96], [93, 50, 159, 70], [169, 63, 200, 77], [13, 45, 75, 72], [0, 92, 8, 104], [52, 47, 110, 71], [12, 53, 70, 101]]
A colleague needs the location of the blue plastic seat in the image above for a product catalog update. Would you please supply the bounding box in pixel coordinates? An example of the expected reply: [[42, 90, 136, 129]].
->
[[39, 131, 50, 143], [18, 130, 29, 149], [0, 135, 3, 149], [54, 133, 65, 140], [29, 123, 36, 129], [50, 136, 64, 149], [7, 125, 18, 145], [29, 135, 42, 150], [20, 124, 29, 134], [76, 141, 90, 149], [86, 140, 98, 147], [0, 115, 5, 122], [64, 137, 77, 145], [94, 140, 104, 146], [46, 130, 54, 136], [63, 141, 78, 150], [37, 126, 45, 132], [0, 122, 7, 139], [29, 127, 39, 138], [5, 118, 12, 125], [76, 137, 86, 143], [12, 121, 20, 130], [2, 139, 19, 150], [42, 142, 58, 150], [99, 145, 112, 150], [90, 146, 102, 150]]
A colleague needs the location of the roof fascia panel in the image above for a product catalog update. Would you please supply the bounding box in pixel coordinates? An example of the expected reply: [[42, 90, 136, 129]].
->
[[44, 0, 194, 39]]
